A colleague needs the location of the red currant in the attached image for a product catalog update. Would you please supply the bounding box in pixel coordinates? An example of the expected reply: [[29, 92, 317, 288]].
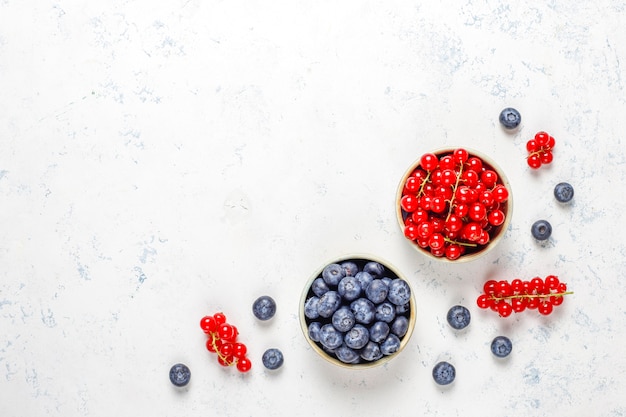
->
[[236, 357, 252, 373], [527, 154, 542, 169], [404, 176, 421, 193], [476, 293, 492, 309], [497, 302, 513, 317], [538, 301, 553, 315], [200, 315, 217, 333], [214, 312, 227, 325], [401, 194, 419, 212], [480, 170, 498, 188], [444, 244, 463, 260], [487, 209, 505, 226], [453, 148, 469, 164], [420, 153, 439, 171], [428, 233, 445, 251]]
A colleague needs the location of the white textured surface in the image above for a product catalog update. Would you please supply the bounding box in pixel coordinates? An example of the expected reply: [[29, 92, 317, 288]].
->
[[1, 1, 626, 416]]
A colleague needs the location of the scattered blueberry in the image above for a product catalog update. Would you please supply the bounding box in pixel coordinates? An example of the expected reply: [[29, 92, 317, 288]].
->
[[369, 321, 390, 343], [363, 261, 385, 277], [432, 361, 456, 385], [262, 348, 284, 370], [304, 296, 320, 319], [360, 341, 383, 362], [446, 305, 471, 330], [344, 324, 369, 350], [322, 263, 345, 285], [316, 291, 342, 318], [319, 324, 343, 350], [169, 363, 191, 387], [252, 295, 276, 321], [390, 315, 409, 337], [387, 279, 411, 306], [531, 219, 552, 241], [311, 277, 330, 297], [308, 322, 322, 342], [491, 336, 512, 358], [499, 107, 521, 130], [380, 334, 401, 355], [365, 279, 388, 304], [341, 261, 359, 277], [337, 276, 362, 301], [375, 302, 396, 323], [331, 306, 356, 332], [554, 182, 574, 203], [350, 298, 376, 324], [335, 345, 360, 364]]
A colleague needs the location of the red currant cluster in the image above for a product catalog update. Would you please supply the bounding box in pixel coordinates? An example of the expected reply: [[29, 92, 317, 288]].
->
[[476, 275, 572, 317], [526, 131, 555, 169], [200, 312, 252, 373], [400, 148, 510, 260]]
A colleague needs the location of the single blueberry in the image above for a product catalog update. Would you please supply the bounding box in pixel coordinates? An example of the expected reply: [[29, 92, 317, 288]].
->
[[554, 182, 574, 203], [337, 276, 362, 301], [335, 344, 360, 364], [395, 302, 411, 315], [363, 261, 385, 277], [499, 107, 521, 130], [365, 279, 388, 304], [531, 219, 552, 241], [381, 277, 393, 287], [380, 334, 401, 356], [432, 361, 456, 385], [304, 296, 320, 319], [322, 263, 345, 286], [311, 277, 330, 297], [387, 279, 411, 306], [350, 298, 376, 324], [331, 306, 356, 332], [317, 291, 342, 318], [354, 271, 374, 290], [308, 322, 322, 342], [169, 363, 191, 387], [390, 315, 409, 338], [344, 324, 369, 350], [360, 341, 383, 362], [446, 305, 471, 330], [262, 348, 284, 370], [252, 295, 276, 321], [491, 336, 513, 358], [369, 321, 390, 343], [375, 302, 396, 323], [319, 324, 344, 350], [340, 261, 359, 277]]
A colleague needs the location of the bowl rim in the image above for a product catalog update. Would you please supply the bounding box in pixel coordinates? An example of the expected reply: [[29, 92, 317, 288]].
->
[[299, 253, 416, 369], [395, 147, 513, 263]]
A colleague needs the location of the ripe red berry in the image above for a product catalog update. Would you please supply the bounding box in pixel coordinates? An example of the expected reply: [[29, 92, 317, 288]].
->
[[420, 153, 439, 171], [236, 357, 252, 373]]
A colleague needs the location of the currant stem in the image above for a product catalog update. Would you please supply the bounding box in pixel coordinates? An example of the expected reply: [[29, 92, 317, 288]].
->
[[417, 171, 432, 198], [445, 161, 464, 222], [444, 236, 477, 247], [209, 332, 235, 366], [490, 291, 574, 301]]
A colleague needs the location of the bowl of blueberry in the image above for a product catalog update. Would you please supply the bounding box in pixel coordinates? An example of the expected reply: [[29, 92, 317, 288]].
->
[[299, 255, 416, 369], [396, 147, 512, 262]]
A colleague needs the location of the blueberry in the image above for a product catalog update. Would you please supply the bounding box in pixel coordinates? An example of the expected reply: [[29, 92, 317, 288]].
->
[[350, 298, 376, 324], [360, 341, 383, 362], [308, 322, 322, 342], [344, 324, 369, 349], [380, 334, 401, 355], [355, 271, 374, 290], [363, 261, 385, 277], [319, 324, 344, 350], [340, 261, 359, 277], [390, 315, 409, 337], [331, 306, 356, 332], [375, 302, 396, 323], [491, 336, 512, 358], [335, 345, 360, 364], [531, 219, 552, 241], [316, 290, 342, 318], [432, 361, 455, 385], [169, 363, 191, 387], [322, 263, 345, 285], [369, 321, 390, 343], [381, 277, 393, 287], [311, 278, 330, 297], [304, 296, 320, 319], [554, 182, 574, 203], [337, 276, 362, 301], [395, 302, 411, 314], [262, 348, 284, 370], [499, 107, 521, 130], [365, 279, 388, 304], [387, 279, 411, 306], [446, 305, 471, 330], [252, 295, 276, 321]]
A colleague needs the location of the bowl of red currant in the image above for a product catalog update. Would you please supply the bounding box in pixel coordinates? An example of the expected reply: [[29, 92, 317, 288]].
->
[[396, 148, 513, 262], [299, 255, 416, 369]]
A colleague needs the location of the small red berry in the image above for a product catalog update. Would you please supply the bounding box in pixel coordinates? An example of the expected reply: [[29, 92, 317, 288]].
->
[[420, 153, 439, 171]]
